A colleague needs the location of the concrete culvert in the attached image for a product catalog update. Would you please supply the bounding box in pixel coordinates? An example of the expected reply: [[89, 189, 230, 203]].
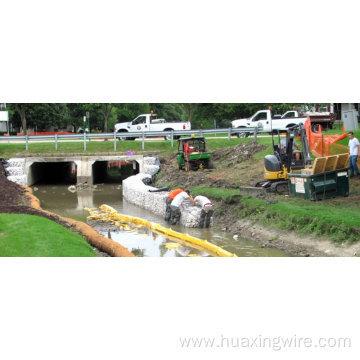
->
[[92, 160, 139, 184], [29, 162, 77, 185]]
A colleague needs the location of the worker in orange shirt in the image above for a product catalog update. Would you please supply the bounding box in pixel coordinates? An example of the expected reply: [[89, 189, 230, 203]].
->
[[164, 188, 184, 221]]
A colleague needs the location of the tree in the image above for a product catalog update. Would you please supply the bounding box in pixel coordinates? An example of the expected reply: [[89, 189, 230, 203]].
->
[[14, 104, 27, 135], [149, 103, 184, 121], [181, 103, 198, 123], [116, 103, 151, 123], [100, 103, 114, 133]]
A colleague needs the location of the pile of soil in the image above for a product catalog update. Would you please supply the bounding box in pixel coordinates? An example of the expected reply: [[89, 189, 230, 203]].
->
[[0, 160, 37, 215], [156, 141, 266, 189], [211, 141, 266, 163]]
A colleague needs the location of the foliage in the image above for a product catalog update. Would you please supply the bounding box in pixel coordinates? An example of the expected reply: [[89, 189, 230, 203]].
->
[[4, 103, 330, 134]]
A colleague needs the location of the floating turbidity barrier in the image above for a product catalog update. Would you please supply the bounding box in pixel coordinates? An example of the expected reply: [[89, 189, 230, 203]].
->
[[87, 205, 237, 257]]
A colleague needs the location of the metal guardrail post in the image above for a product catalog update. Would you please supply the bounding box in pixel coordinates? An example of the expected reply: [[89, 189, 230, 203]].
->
[[55, 134, 58, 150], [114, 132, 117, 151], [171, 131, 174, 147], [26, 135, 28, 150], [83, 132, 86, 151], [228, 128, 231, 141], [254, 127, 257, 142], [142, 132, 145, 150]]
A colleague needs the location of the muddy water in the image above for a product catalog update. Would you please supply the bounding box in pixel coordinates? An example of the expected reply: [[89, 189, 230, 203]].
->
[[34, 184, 289, 257]]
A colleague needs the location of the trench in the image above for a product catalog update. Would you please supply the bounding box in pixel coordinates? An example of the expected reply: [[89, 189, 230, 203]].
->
[[33, 184, 289, 257]]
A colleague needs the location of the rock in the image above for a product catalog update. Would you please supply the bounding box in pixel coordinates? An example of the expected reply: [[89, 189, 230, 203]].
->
[[5, 158, 27, 185], [68, 185, 76, 193], [7, 175, 27, 185], [122, 157, 209, 228], [233, 235, 239, 240]]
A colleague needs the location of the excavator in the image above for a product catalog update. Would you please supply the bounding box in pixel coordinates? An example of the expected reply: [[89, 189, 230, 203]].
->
[[254, 123, 313, 194]]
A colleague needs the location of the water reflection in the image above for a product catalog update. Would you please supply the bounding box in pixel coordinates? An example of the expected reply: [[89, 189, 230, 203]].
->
[[34, 184, 290, 257], [95, 225, 212, 257]]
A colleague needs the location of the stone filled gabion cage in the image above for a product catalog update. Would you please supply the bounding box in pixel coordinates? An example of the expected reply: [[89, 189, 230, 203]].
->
[[122, 156, 205, 228], [3, 158, 27, 185]]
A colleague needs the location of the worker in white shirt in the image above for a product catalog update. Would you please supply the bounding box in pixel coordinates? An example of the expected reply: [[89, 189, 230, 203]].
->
[[193, 195, 213, 228], [348, 131, 360, 177], [169, 190, 194, 225]]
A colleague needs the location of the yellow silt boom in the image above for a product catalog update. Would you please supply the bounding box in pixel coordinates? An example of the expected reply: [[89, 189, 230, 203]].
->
[[93, 204, 237, 257]]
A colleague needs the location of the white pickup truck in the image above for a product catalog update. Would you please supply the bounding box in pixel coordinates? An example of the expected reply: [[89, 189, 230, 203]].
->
[[231, 110, 307, 137], [114, 113, 191, 140]]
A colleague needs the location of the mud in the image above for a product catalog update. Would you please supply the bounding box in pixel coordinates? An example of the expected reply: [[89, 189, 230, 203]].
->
[[156, 141, 266, 189]]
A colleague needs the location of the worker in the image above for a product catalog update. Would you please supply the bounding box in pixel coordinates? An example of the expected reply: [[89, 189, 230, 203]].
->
[[164, 188, 184, 221], [348, 131, 360, 177], [293, 149, 301, 161], [169, 190, 194, 225], [280, 137, 301, 163], [184, 141, 194, 155], [279, 137, 299, 151], [193, 195, 213, 228]]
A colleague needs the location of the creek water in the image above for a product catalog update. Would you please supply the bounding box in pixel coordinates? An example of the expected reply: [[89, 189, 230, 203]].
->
[[34, 184, 289, 257]]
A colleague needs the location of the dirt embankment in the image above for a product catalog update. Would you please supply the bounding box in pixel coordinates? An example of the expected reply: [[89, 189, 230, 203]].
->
[[0, 161, 134, 257], [155, 141, 360, 257], [157, 141, 267, 189]]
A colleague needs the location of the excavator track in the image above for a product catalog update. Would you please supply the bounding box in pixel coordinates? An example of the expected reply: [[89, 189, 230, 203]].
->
[[270, 181, 289, 195]]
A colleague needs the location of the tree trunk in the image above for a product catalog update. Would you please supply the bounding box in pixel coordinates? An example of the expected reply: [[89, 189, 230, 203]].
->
[[181, 103, 197, 123], [15, 104, 27, 135], [102, 104, 113, 133]]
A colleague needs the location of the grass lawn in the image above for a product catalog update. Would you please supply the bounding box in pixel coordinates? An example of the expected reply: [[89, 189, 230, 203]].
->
[[0, 214, 97, 257], [191, 186, 240, 201], [0, 137, 253, 158], [189, 186, 360, 243]]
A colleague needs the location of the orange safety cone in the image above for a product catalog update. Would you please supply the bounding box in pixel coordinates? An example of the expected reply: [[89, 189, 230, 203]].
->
[[343, 124, 345, 132]]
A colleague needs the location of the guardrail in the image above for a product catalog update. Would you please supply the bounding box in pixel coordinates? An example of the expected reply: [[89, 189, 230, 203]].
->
[[0, 127, 259, 151]]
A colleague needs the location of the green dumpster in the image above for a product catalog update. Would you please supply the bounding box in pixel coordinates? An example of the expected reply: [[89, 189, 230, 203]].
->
[[288, 168, 349, 200]]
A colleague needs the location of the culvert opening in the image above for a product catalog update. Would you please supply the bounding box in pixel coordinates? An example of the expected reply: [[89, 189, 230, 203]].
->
[[92, 160, 139, 184], [30, 162, 77, 185]]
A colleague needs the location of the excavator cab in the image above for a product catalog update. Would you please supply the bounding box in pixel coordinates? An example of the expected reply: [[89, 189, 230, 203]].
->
[[255, 124, 313, 193]]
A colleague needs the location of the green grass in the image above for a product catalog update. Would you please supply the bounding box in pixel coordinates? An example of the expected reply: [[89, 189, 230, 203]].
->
[[0, 137, 253, 158], [190, 186, 240, 200], [0, 214, 97, 257], [0, 140, 174, 158], [189, 186, 360, 243], [237, 196, 360, 243]]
